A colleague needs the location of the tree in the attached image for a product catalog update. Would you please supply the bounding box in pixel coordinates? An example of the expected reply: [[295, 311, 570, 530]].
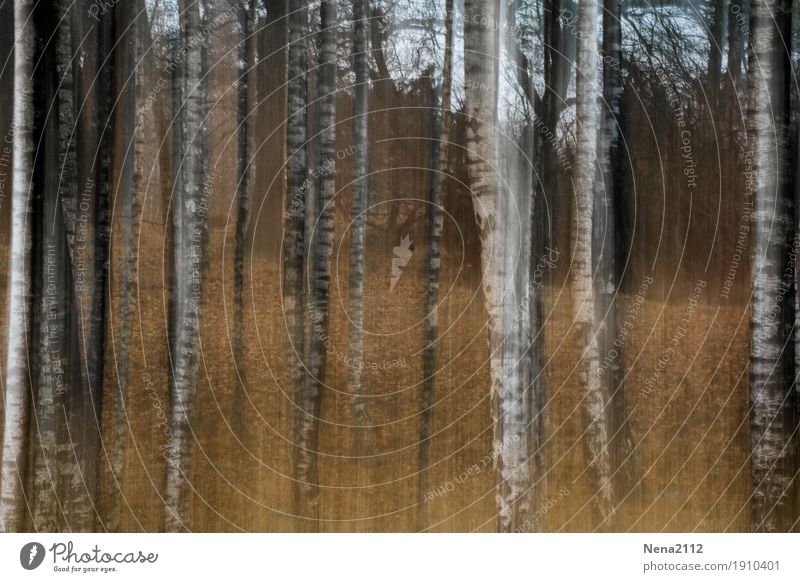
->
[[573, 0, 614, 528], [165, 0, 208, 532], [464, 0, 533, 532], [231, 0, 257, 440], [348, 0, 369, 456], [417, 0, 453, 531], [284, 0, 311, 527], [106, 0, 144, 532], [597, 0, 636, 518], [295, 0, 338, 530], [0, 0, 36, 533], [748, 0, 796, 533], [29, 0, 74, 533]]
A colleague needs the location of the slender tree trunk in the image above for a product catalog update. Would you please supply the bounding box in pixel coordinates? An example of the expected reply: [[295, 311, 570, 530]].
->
[[29, 2, 71, 533], [0, 0, 36, 533], [232, 0, 257, 440], [748, 0, 796, 533], [597, 0, 636, 518], [574, 0, 614, 529], [542, 0, 573, 261], [706, 0, 724, 106], [348, 0, 369, 448], [284, 0, 310, 528], [296, 0, 338, 531], [727, 0, 745, 92], [348, 0, 370, 526], [165, 0, 206, 532], [465, 0, 531, 532], [106, 0, 142, 532], [417, 0, 453, 531]]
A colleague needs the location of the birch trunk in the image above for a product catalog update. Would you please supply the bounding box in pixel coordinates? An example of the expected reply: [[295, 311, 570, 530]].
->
[[465, 0, 531, 532], [165, 0, 206, 532], [348, 0, 369, 455], [295, 0, 338, 530], [417, 0, 453, 531], [0, 0, 35, 533], [574, 0, 614, 528], [106, 0, 143, 532], [232, 0, 257, 440], [284, 0, 310, 527], [748, 0, 796, 533]]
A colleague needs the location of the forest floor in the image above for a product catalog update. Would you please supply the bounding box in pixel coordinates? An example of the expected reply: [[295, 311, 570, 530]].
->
[[0, 225, 752, 531]]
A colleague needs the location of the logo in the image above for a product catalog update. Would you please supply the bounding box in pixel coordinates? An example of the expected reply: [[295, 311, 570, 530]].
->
[[20, 542, 46, 570], [390, 235, 413, 291]]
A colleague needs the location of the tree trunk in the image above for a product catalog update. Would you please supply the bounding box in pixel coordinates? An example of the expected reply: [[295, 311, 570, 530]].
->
[[706, 0, 724, 106], [748, 0, 796, 533], [296, 0, 338, 531], [165, 0, 206, 532], [0, 0, 36, 533], [574, 0, 614, 529], [231, 0, 257, 440], [284, 0, 311, 528], [348, 0, 371, 527], [106, 0, 142, 532], [597, 0, 637, 518], [28, 1, 76, 533], [417, 0, 453, 531], [465, 0, 531, 532]]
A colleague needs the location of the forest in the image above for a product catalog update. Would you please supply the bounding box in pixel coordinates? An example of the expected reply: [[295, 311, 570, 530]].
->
[[0, 0, 798, 533]]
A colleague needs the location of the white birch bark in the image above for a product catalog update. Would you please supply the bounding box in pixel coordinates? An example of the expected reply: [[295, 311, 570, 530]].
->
[[748, 0, 795, 533], [165, 0, 206, 532], [574, 0, 614, 527]]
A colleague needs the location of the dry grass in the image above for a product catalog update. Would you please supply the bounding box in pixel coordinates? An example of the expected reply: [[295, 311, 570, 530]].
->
[[0, 223, 753, 531]]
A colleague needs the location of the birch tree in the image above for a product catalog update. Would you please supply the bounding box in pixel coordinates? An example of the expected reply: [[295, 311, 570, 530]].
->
[[295, 0, 338, 530], [348, 0, 369, 455], [596, 0, 636, 511], [0, 0, 36, 533], [166, 0, 207, 532], [107, 0, 144, 531], [748, 0, 796, 533], [231, 0, 257, 440], [417, 0, 454, 530], [464, 0, 533, 532], [573, 0, 614, 528], [284, 0, 311, 526]]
